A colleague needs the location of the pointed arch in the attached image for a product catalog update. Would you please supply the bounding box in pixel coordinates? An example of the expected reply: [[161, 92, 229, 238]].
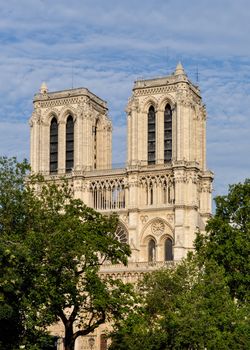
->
[[158, 95, 176, 111], [43, 109, 60, 126], [141, 96, 158, 113], [140, 217, 174, 244], [59, 107, 78, 124], [50, 116, 58, 174]]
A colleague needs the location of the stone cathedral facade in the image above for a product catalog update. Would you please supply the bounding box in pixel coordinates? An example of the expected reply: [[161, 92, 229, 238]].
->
[[29, 63, 213, 349]]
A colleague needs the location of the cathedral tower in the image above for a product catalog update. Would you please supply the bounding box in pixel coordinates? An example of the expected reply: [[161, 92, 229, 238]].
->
[[29, 62, 213, 264], [125, 62, 213, 259], [30, 86, 112, 174], [127, 62, 206, 169]]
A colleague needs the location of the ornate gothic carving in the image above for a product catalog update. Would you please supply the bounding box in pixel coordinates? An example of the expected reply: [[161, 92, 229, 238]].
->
[[140, 215, 148, 223], [134, 85, 177, 97], [166, 214, 174, 222]]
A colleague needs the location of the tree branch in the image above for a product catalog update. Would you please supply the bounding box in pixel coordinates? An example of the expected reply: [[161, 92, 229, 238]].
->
[[58, 309, 68, 326], [69, 304, 78, 324], [72, 311, 106, 340]]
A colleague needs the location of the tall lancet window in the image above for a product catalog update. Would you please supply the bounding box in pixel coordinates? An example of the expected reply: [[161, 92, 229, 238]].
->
[[148, 238, 156, 262], [50, 117, 58, 174], [164, 104, 172, 162], [66, 115, 74, 172], [148, 106, 156, 164], [165, 237, 173, 261]]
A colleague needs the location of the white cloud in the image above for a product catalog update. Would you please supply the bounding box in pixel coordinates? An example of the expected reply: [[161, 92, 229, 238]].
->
[[0, 0, 250, 199]]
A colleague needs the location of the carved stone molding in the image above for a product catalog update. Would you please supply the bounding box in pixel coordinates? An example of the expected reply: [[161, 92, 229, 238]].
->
[[134, 85, 177, 97], [166, 214, 174, 222], [140, 215, 148, 223]]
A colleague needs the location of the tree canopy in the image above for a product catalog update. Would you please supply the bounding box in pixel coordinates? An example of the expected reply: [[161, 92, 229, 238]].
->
[[195, 178, 250, 302], [110, 257, 249, 350], [0, 157, 133, 350]]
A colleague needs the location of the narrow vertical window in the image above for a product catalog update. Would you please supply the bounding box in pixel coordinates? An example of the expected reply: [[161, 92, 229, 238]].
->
[[164, 104, 172, 162], [66, 115, 74, 172], [50, 117, 58, 174], [165, 237, 173, 261], [148, 106, 156, 164], [100, 334, 107, 350], [148, 239, 156, 262], [150, 186, 153, 205]]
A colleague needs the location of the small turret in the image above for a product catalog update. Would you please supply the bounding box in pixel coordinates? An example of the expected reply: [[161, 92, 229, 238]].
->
[[40, 82, 48, 94], [175, 62, 186, 76]]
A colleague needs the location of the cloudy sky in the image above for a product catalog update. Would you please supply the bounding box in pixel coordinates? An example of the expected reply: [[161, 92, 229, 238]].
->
[[0, 0, 249, 202]]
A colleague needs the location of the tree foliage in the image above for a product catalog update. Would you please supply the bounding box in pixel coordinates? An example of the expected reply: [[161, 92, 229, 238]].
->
[[0, 157, 133, 350], [110, 256, 249, 350], [195, 178, 250, 302]]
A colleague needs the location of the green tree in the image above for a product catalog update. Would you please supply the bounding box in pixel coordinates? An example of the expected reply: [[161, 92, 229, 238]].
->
[[110, 258, 249, 350], [0, 157, 32, 349], [0, 157, 134, 350], [195, 179, 250, 302]]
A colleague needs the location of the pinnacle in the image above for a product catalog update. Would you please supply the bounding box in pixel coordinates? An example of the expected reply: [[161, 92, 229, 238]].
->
[[175, 62, 186, 75], [40, 82, 48, 94]]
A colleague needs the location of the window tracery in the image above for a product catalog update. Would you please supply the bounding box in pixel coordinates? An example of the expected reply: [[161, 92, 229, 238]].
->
[[139, 174, 174, 206], [90, 178, 126, 210]]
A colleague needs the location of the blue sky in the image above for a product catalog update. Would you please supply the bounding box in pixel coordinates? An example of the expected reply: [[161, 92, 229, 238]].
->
[[0, 0, 249, 201]]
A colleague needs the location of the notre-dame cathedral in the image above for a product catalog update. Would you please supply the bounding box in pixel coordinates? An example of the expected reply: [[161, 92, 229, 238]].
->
[[29, 62, 213, 349]]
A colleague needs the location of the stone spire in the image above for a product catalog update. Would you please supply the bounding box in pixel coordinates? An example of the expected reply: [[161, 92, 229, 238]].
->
[[175, 62, 186, 76], [40, 82, 48, 94]]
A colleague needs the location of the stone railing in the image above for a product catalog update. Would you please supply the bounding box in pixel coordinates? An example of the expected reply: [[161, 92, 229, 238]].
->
[[100, 260, 175, 273], [100, 261, 177, 282]]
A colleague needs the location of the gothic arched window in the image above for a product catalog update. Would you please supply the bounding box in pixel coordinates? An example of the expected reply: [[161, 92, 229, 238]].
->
[[50, 117, 58, 174], [148, 238, 156, 262], [115, 225, 128, 244], [66, 115, 74, 172], [165, 237, 173, 261], [148, 106, 156, 164], [164, 104, 172, 162]]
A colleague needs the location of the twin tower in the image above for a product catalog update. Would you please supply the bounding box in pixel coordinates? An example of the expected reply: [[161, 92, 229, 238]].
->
[[30, 63, 213, 267]]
